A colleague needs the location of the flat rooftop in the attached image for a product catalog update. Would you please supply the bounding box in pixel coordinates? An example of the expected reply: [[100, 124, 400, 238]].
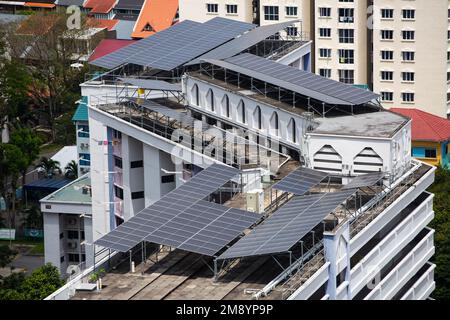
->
[[41, 174, 92, 204], [311, 111, 409, 138]]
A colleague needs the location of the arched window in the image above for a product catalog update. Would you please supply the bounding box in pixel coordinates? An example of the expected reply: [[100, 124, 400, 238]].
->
[[270, 111, 279, 135], [237, 100, 246, 123], [222, 94, 230, 118], [191, 84, 199, 106], [206, 89, 214, 112], [253, 106, 262, 130], [288, 118, 296, 143]]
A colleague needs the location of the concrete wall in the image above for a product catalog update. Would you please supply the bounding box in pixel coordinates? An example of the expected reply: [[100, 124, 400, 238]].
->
[[44, 212, 63, 272], [179, 0, 254, 23]]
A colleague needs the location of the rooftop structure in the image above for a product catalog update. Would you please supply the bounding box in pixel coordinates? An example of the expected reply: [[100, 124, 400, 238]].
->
[[131, 0, 178, 39], [41, 174, 92, 204]]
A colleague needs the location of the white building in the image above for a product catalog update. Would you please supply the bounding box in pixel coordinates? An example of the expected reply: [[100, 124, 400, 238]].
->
[[179, 0, 255, 23], [46, 18, 435, 300]]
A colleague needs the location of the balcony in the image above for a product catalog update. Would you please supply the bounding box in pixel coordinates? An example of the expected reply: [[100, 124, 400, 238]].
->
[[364, 228, 435, 300], [350, 192, 434, 296], [399, 263, 436, 300]]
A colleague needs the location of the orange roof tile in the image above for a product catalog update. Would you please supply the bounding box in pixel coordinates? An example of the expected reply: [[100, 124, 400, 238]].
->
[[24, 2, 56, 8], [84, 0, 117, 14], [131, 0, 178, 39]]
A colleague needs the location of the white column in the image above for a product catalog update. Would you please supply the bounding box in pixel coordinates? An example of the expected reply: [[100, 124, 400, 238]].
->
[[143, 144, 162, 207], [44, 213, 62, 273]]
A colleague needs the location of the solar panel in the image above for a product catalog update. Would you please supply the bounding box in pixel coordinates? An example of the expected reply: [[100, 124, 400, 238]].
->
[[203, 53, 379, 106], [218, 189, 357, 260], [187, 20, 298, 65], [90, 18, 255, 71], [273, 167, 328, 195], [342, 172, 385, 190], [95, 163, 240, 252]]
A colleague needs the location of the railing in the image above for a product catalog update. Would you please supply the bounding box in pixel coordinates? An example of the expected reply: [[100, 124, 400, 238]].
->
[[350, 192, 434, 296], [400, 263, 436, 300]]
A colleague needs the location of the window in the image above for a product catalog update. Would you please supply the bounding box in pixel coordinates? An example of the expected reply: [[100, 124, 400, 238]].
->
[[338, 49, 354, 64], [60, 256, 65, 263], [402, 30, 415, 41], [130, 160, 143, 168], [68, 254, 80, 263], [77, 124, 89, 138], [79, 153, 90, 166], [319, 69, 332, 78], [412, 147, 437, 159], [206, 89, 214, 112], [381, 92, 393, 102], [237, 100, 246, 123], [161, 175, 175, 184], [285, 6, 297, 16], [270, 112, 279, 135], [114, 185, 124, 200], [339, 29, 354, 43], [447, 51, 450, 61], [319, 48, 331, 58], [222, 95, 230, 118], [206, 3, 218, 13], [338, 70, 354, 84], [402, 51, 415, 62], [402, 92, 415, 102], [319, 28, 331, 38], [253, 106, 262, 130], [381, 9, 394, 19], [59, 232, 64, 239], [192, 84, 199, 105], [286, 26, 298, 36], [264, 6, 279, 20], [447, 92, 450, 102], [338, 8, 354, 23], [319, 7, 331, 17], [402, 72, 415, 82], [381, 50, 394, 60], [114, 156, 122, 169], [131, 191, 144, 199], [381, 71, 394, 81], [67, 230, 79, 240], [226, 4, 237, 14], [381, 30, 394, 40], [447, 71, 450, 82], [288, 118, 296, 143], [425, 148, 437, 158], [402, 9, 415, 20]]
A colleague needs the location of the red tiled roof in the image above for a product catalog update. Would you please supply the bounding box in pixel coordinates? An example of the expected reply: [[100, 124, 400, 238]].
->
[[86, 18, 119, 31], [89, 39, 135, 62], [132, 0, 178, 39], [84, 0, 117, 14], [390, 108, 450, 142]]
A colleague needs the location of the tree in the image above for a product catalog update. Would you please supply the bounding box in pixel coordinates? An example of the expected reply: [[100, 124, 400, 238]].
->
[[0, 144, 26, 238], [23, 205, 43, 230], [35, 157, 61, 178], [64, 160, 78, 180], [9, 127, 42, 187], [0, 245, 16, 268], [20, 263, 65, 300]]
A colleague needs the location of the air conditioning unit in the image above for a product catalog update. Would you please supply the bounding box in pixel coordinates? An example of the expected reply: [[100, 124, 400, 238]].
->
[[246, 189, 265, 214]]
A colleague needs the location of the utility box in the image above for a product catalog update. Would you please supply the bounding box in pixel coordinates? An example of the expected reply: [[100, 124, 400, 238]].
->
[[246, 189, 265, 214]]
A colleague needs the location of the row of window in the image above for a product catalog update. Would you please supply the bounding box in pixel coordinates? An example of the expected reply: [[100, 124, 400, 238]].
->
[[114, 156, 143, 169], [319, 7, 415, 21], [263, 6, 298, 21], [380, 92, 415, 103], [380, 71, 415, 82], [206, 3, 238, 14], [319, 48, 416, 63], [318, 28, 416, 42], [192, 85, 298, 143], [319, 69, 354, 84]]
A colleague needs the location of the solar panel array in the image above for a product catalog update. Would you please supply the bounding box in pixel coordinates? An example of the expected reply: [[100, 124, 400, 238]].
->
[[218, 189, 357, 260], [342, 172, 385, 190], [91, 18, 255, 71], [273, 167, 328, 195], [187, 20, 298, 65], [204, 53, 379, 106], [95, 163, 240, 252], [143, 200, 260, 256]]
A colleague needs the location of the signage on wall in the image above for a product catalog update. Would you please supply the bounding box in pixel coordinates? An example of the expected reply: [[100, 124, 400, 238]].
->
[[0, 229, 15, 240]]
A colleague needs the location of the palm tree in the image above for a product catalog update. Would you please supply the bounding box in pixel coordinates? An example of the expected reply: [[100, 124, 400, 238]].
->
[[35, 157, 61, 178], [64, 160, 78, 180]]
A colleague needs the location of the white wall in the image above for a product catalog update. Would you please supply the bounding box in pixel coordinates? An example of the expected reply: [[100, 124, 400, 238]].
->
[[179, 0, 254, 23], [44, 212, 63, 272]]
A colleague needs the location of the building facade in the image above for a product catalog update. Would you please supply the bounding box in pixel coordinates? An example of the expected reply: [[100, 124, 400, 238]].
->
[[179, 0, 255, 23]]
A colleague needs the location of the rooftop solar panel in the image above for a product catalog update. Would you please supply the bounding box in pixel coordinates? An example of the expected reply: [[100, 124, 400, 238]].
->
[[90, 17, 255, 71], [95, 163, 240, 252], [342, 172, 385, 190], [218, 189, 357, 260], [273, 167, 328, 195], [203, 53, 379, 106]]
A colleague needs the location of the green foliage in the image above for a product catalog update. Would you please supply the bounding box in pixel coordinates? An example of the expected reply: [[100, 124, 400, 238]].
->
[[89, 268, 106, 283], [429, 166, 450, 300], [0, 263, 65, 300], [54, 113, 76, 146], [64, 160, 78, 180], [0, 245, 17, 268], [0, 143, 26, 201], [10, 127, 42, 185], [23, 205, 43, 230], [35, 157, 62, 178]]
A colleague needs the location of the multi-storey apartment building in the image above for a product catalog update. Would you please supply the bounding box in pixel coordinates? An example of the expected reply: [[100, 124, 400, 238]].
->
[[179, 0, 255, 23], [372, 0, 449, 118], [314, 0, 369, 86], [45, 18, 436, 301]]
